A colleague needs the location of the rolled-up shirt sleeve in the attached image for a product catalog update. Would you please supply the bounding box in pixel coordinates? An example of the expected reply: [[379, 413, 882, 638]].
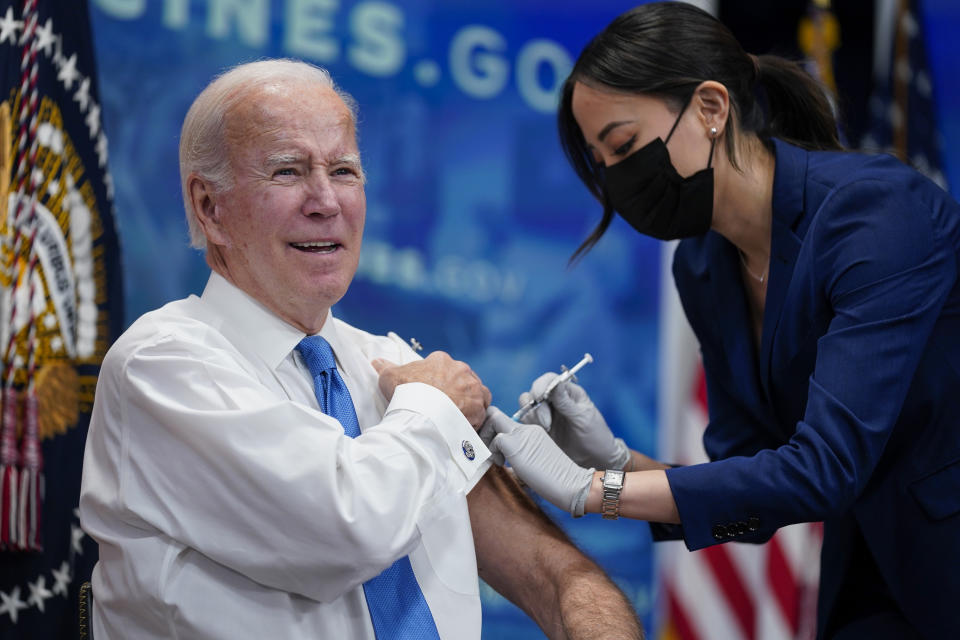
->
[[86, 330, 489, 604]]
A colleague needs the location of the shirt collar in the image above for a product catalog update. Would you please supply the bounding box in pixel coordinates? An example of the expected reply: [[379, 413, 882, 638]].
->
[[200, 272, 338, 372], [313, 309, 351, 377]]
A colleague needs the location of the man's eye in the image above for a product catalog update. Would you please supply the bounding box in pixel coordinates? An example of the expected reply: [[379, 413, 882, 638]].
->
[[274, 168, 297, 177], [333, 167, 357, 176], [614, 136, 636, 156]]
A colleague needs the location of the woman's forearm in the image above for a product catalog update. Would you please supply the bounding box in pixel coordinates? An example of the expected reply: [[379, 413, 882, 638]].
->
[[584, 469, 681, 523]]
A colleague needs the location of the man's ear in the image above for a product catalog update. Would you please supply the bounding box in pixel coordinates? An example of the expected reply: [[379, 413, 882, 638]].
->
[[188, 174, 229, 247], [692, 80, 730, 137]]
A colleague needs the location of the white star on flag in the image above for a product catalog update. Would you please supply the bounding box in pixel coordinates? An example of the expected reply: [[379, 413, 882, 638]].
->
[[35, 17, 56, 56], [51, 562, 71, 597], [27, 576, 54, 613], [74, 76, 91, 111], [0, 586, 28, 624], [71, 523, 86, 555], [57, 52, 80, 90], [85, 101, 101, 138], [96, 132, 109, 168], [0, 6, 21, 45]]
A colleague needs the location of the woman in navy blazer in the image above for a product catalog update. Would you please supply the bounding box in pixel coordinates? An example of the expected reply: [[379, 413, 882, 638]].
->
[[482, 3, 960, 638]]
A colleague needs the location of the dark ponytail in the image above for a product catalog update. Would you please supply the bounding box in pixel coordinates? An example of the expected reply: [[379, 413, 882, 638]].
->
[[752, 54, 842, 153], [560, 1, 843, 262]]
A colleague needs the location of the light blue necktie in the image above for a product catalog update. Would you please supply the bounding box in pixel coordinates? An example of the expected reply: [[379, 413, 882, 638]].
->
[[297, 335, 442, 640]]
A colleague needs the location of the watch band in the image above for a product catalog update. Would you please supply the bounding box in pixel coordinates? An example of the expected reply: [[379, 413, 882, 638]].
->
[[600, 469, 625, 520]]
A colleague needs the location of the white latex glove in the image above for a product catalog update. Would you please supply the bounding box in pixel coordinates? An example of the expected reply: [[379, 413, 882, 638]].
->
[[482, 406, 595, 517], [519, 373, 630, 471], [478, 406, 505, 466]]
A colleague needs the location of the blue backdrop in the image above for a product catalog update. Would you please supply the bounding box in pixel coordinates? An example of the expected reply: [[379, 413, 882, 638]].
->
[[88, 0, 960, 637]]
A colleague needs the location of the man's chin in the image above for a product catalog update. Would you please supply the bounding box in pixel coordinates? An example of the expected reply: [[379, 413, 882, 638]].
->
[[308, 274, 354, 306], [288, 278, 355, 328]]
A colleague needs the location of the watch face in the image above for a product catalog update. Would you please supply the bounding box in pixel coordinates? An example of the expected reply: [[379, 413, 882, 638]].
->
[[603, 470, 625, 489]]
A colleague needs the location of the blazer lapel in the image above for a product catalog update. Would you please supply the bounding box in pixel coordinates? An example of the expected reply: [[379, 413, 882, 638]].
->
[[703, 231, 768, 413], [759, 140, 808, 402]]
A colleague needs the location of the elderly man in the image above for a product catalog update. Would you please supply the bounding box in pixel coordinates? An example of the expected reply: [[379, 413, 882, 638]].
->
[[79, 59, 641, 639]]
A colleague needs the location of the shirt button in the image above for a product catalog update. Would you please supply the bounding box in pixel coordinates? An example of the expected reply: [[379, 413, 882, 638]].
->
[[712, 525, 727, 540], [461, 440, 476, 461]]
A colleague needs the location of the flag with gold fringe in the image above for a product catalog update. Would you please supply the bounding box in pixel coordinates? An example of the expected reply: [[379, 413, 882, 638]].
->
[[0, 0, 122, 636], [859, 0, 948, 190]]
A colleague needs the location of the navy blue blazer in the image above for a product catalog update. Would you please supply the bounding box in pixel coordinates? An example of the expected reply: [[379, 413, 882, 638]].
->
[[664, 139, 960, 637]]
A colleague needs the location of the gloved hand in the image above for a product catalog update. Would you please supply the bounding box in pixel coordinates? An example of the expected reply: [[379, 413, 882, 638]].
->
[[478, 407, 506, 466], [482, 406, 595, 517], [519, 374, 630, 471]]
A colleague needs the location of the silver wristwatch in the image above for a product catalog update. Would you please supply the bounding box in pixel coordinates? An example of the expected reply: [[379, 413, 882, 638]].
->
[[600, 469, 625, 520]]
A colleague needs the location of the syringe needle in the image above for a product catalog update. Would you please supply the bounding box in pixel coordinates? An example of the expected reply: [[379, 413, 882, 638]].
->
[[511, 353, 594, 421]]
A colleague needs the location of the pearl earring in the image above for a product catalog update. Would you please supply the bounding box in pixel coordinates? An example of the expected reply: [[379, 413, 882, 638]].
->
[[710, 127, 718, 138]]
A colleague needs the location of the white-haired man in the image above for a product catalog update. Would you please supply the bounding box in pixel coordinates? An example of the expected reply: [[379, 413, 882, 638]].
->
[[80, 59, 641, 639]]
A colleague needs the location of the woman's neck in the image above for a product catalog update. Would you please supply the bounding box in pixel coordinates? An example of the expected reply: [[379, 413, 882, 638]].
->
[[711, 137, 775, 264]]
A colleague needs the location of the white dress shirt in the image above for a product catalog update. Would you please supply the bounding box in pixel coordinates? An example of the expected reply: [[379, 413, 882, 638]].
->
[[80, 273, 491, 639]]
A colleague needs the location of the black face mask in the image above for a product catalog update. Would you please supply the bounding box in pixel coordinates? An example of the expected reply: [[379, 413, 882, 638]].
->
[[603, 100, 716, 240]]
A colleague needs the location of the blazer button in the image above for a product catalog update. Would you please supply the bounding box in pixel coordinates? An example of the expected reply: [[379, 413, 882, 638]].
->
[[712, 525, 727, 540], [748, 516, 760, 531], [736, 521, 748, 536]]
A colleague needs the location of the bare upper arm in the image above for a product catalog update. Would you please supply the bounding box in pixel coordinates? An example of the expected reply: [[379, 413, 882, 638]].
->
[[469, 466, 569, 587], [468, 466, 569, 635], [468, 467, 642, 639]]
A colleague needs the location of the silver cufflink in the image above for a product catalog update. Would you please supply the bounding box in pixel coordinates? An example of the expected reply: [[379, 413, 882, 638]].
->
[[461, 440, 476, 461]]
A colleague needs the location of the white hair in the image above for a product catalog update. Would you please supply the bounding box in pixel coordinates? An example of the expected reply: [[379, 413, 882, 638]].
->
[[179, 58, 360, 249]]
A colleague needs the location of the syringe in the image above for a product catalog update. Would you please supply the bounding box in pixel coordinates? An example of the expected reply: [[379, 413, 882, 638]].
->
[[512, 353, 594, 421]]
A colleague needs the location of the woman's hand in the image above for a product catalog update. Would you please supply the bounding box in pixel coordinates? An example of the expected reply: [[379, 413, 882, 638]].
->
[[481, 406, 595, 516], [519, 374, 630, 471]]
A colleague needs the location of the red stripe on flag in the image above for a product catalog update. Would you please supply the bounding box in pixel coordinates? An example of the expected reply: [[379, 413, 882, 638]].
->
[[694, 365, 708, 414], [702, 545, 756, 639], [666, 581, 701, 640], [767, 536, 800, 634]]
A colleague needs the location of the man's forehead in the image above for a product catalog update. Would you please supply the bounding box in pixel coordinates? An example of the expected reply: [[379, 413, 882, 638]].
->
[[228, 81, 352, 129], [225, 83, 357, 154]]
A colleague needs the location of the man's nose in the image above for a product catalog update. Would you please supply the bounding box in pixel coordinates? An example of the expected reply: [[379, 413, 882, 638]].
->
[[301, 174, 341, 217]]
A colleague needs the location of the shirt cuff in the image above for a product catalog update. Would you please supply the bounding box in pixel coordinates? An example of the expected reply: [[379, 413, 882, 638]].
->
[[386, 382, 491, 492]]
